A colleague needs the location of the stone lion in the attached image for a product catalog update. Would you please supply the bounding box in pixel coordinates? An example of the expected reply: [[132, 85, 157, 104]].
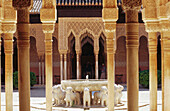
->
[[93, 86, 108, 106], [117, 84, 124, 104], [65, 87, 81, 107], [100, 86, 108, 107], [52, 84, 66, 105], [83, 87, 90, 107]]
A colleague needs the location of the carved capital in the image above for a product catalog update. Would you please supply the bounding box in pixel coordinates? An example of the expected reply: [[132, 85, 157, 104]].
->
[[148, 32, 157, 53], [42, 23, 55, 33], [122, 0, 142, 10], [126, 9, 139, 23], [145, 22, 160, 32], [160, 20, 170, 31], [103, 22, 117, 32], [2, 23, 16, 33], [40, 8, 56, 23], [102, 8, 118, 22], [13, 0, 33, 10]]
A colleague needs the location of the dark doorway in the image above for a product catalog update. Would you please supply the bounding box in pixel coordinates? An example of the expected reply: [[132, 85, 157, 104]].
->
[[81, 37, 95, 79]]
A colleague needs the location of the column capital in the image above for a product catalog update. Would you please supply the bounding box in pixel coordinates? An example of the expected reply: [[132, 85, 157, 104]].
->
[[148, 32, 157, 53], [12, 0, 33, 10], [145, 22, 160, 32], [42, 23, 55, 34], [59, 50, 68, 54], [122, 0, 142, 11], [159, 20, 170, 32]]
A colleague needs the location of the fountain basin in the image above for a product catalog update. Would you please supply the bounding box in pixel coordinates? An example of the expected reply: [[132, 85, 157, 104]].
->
[[61, 79, 108, 92]]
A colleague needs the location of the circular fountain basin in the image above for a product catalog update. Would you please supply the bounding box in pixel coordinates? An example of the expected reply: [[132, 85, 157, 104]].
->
[[61, 79, 108, 92]]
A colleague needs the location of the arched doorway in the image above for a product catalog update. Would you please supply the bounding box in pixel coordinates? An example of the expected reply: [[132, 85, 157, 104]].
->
[[81, 36, 95, 79]]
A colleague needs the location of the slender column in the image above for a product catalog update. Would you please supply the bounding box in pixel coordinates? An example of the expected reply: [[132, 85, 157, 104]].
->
[[76, 53, 80, 79], [42, 61, 45, 85], [60, 54, 63, 81], [105, 31, 116, 111], [161, 33, 164, 111], [125, 10, 139, 111], [17, 9, 30, 111], [39, 60, 42, 85], [44, 32, 53, 111], [64, 53, 67, 80], [162, 31, 170, 111], [4, 33, 13, 111], [148, 32, 157, 111], [95, 54, 99, 79]]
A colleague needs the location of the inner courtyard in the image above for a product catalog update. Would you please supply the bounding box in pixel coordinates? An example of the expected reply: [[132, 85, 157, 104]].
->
[[0, 0, 170, 111]]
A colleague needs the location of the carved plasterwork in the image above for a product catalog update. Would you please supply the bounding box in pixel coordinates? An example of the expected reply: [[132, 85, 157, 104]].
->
[[122, 0, 142, 10], [58, 18, 105, 51], [13, 0, 33, 9]]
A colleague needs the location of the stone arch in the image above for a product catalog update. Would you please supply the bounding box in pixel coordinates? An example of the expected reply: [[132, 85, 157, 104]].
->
[[79, 29, 95, 41], [115, 36, 126, 83], [30, 36, 39, 83], [139, 36, 149, 71]]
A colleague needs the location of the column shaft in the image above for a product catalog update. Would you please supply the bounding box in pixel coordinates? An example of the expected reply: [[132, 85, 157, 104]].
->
[[42, 62, 45, 85], [148, 32, 157, 111], [39, 61, 42, 85], [44, 33, 53, 111], [161, 33, 164, 111], [106, 38, 115, 111], [126, 22, 139, 111], [60, 54, 63, 81], [64, 54, 67, 80], [95, 54, 99, 79], [4, 33, 13, 111], [77, 53, 80, 79], [17, 9, 30, 111], [162, 31, 170, 111]]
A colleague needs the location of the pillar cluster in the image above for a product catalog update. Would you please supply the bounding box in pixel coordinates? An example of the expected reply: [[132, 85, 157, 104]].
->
[[122, 0, 142, 111]]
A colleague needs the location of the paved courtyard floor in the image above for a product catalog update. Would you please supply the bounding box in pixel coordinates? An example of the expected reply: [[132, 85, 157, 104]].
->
[[1, 85, 162, 111]]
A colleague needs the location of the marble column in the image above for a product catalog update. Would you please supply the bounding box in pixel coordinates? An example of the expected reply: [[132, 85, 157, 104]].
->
[[60, 54, 63, 81], [44, 32, 53, 111], [17, 9, 31, 111], [4, 33, 13, 111], [125, 10, 139, 111], [64, 53, 67, 80], [161, 33, 164, 111], [76, 53, 80, 79], [105, 31, 116, 111], [148, 32, 157, 111], [162, 31, 170, 111], [39, 60, 42, 85], [42, 61, 45, 85], [95, 53, 99, 79]]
